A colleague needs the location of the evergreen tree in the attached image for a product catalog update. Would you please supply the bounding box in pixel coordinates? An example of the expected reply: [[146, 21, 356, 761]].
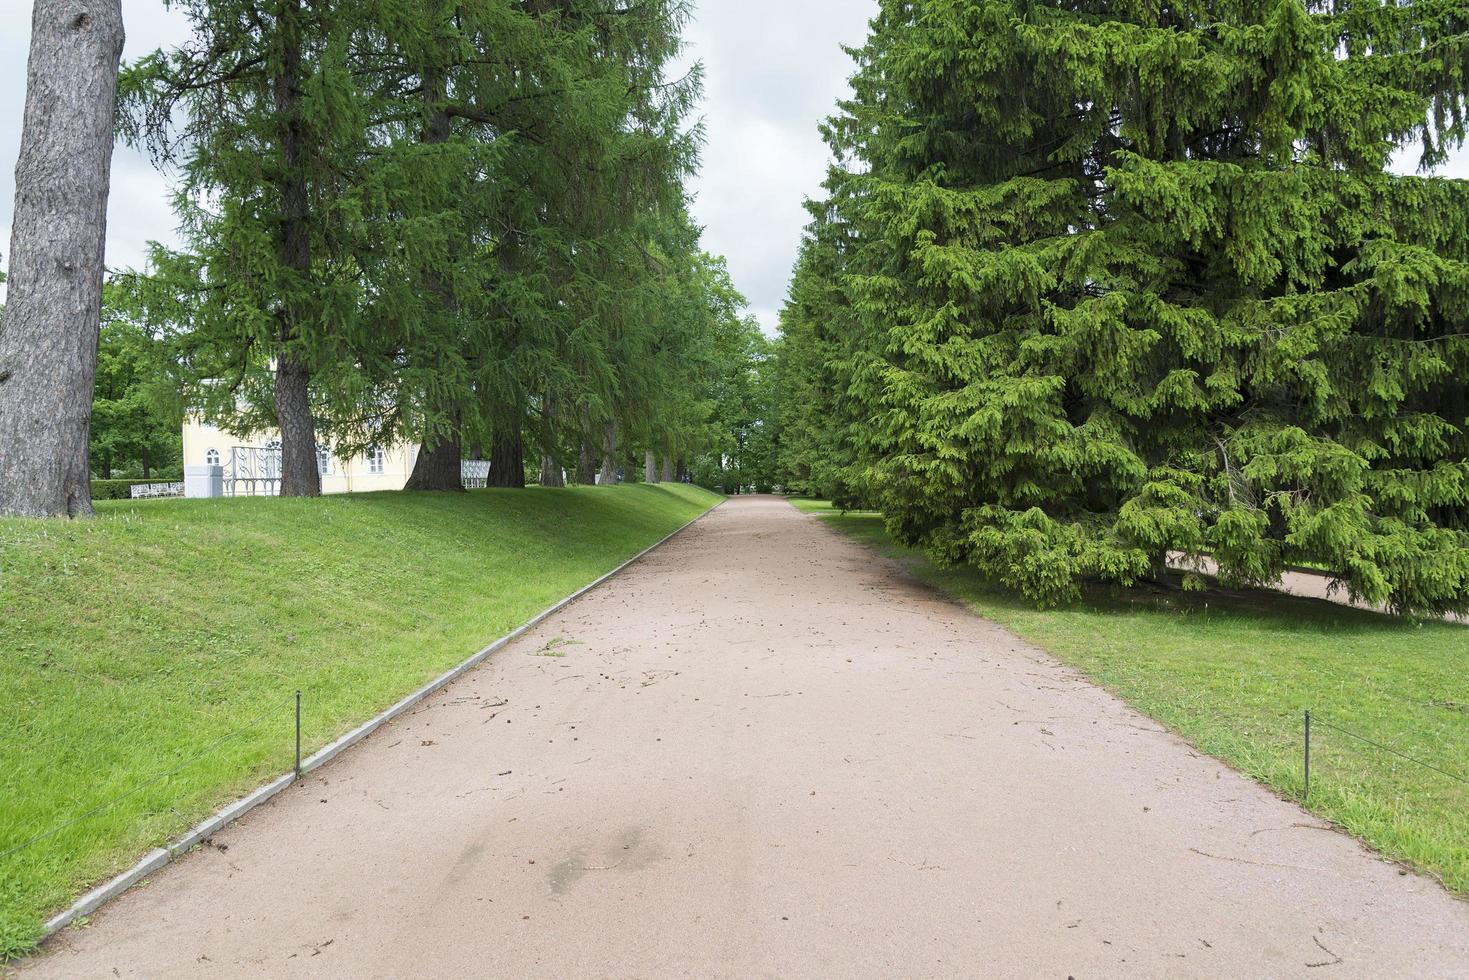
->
[[802, 0, 1469, 614]]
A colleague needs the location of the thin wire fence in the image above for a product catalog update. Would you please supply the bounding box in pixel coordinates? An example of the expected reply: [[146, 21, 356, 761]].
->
[[1302, 708, 1468, 801]]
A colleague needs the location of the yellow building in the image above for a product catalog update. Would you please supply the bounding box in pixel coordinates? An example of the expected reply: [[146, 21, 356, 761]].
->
[[181, 419, 419, 497]]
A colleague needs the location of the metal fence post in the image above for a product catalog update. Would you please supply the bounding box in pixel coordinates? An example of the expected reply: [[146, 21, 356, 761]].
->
[[295, 690, 302, 779]]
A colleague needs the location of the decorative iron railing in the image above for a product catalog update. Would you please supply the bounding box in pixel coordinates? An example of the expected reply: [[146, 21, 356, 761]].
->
[[226, 446, 281, 497]]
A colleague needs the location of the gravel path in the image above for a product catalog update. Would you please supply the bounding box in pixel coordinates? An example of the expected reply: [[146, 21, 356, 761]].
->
[[25, 496, 1469, 978]]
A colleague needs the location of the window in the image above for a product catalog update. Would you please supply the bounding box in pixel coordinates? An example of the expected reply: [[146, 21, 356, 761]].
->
[[316, 445, 332, 476], [368, 446, 386, 475], [205, 448, 220, 467]]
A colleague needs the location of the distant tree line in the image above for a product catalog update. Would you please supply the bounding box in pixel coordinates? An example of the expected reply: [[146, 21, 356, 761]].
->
[[772, 0, 1469, 616], [1, 0, 768, 514]]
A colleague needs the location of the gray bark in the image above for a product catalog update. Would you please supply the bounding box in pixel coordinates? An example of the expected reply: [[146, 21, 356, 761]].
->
[[0, 0, 124, 517], [576, 436, 596, 485], [599, 421, 617, 485], [487, 425, 525, 488], [539, 454, 564, 487], [644, 450, 658, 484], [661, 454, 675, 483], [405, 433, 464, 492], [401, 69, 464, 494], [272, 0, 320, 497]]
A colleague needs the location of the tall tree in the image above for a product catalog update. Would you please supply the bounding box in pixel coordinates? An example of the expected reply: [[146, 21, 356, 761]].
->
[[121, 0, 373, 497], [0, 0, 125, 517], [803, 0, 1469, 615]]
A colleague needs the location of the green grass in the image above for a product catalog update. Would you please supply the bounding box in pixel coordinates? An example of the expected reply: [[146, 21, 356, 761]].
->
[[0, 483, 721, 957], [801, 504, 1469, 896]]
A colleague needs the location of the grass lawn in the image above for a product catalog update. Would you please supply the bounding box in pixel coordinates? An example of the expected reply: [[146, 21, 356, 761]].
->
[[798, 502, 1469, 896], [0, 483, 721, 958]]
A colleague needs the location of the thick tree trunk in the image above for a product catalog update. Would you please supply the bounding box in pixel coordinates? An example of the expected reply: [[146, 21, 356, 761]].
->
[[405, 432, 464, 492], [599, 421, 617, 485], [401, 62, 465, 497], [272, 0, 320, 498], [538, 392, 564, 486], [662, 455, 674, 483], [487, 427, 525, 488], [644, 450, 658, 484], [274, 354, 319, 497], [576, 438, 596, 485], [0, 0, 124, 517]]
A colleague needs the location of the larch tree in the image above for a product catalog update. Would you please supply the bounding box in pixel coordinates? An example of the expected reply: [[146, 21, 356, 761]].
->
[[120, 0, 375, 497], [0, 0, 125, 517]]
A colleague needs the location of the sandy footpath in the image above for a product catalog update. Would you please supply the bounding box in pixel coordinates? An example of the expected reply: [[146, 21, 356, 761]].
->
[[23, 496, 1469, 978]]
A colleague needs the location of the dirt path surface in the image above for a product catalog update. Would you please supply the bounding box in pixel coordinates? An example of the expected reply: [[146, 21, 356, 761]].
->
[[25, 497, 1469, 978]]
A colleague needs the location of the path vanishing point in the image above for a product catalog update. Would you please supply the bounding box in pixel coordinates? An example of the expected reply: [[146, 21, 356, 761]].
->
[[24, 497, 1469, 978]]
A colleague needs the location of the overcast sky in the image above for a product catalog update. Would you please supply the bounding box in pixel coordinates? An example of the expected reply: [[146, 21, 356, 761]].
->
[[0, 1, 877, 333], [3, 1, 1466, 334]]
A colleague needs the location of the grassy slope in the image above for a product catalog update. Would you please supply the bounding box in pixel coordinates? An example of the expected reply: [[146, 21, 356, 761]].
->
[[790, 500, 1468, 896], [0, 483, 721, 956]]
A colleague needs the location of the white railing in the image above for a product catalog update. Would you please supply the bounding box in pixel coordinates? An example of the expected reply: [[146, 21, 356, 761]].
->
[[226, 446, 282, 496], [129, 482, 185, 499], [462, 460, 491, 489]]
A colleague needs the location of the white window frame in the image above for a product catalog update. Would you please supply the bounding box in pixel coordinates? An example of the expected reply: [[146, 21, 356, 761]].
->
[[368, 446, 386, 475]]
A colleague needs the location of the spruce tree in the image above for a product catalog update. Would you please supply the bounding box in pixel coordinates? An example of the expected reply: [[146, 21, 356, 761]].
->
[[811, 0, 1469, 614]]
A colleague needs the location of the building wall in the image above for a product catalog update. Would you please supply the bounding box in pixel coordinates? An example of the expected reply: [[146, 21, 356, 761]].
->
[[182, 420, 418, 495]]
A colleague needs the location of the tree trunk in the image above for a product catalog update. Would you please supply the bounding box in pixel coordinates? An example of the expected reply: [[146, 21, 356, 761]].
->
[[488, 427, 525, 488], [662, 455, 674, 483], [141, 446, 151, 480], [401, 62, 465, 497], [274, 354, 319, 497], [576, 438, 596, 485], [599, 421, 617, 485], [272, 0, 320, 498], [644, 450, 658, 484], [405, 432, 464, 492], [100, 450, 112, 480], [0, 0, 124, 518], [538, 392, 564, 486]]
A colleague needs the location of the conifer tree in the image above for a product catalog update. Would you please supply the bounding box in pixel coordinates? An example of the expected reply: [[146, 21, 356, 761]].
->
[[800, 0, 1469, 614], [120, 0, 373, 497]]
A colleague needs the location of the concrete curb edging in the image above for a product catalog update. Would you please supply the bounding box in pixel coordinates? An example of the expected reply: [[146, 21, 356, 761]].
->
[[41, 496, 725, 941]]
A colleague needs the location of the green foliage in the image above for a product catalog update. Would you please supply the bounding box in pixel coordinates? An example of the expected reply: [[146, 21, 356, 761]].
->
[[0, 482, 720, 957], [685, 260, 780, 492], [778, 0, 1469, 614], [89, 285, 183, 480], [112, 0, 756, 487]]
